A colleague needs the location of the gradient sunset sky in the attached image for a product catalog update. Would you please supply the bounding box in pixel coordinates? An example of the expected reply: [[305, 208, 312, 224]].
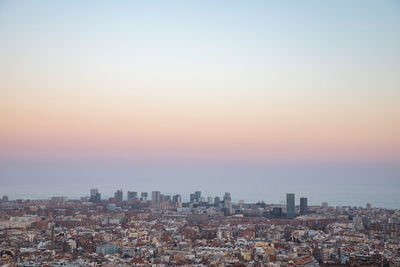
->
[[1, 1, 400, 202], [1, 0, 399, 163]]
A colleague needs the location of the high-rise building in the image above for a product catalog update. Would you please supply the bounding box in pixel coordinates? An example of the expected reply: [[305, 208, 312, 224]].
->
[[172, 194, 181, 204], [114, 189, 123, 203], [214, 196, 221, 205], [190, 191, 202, 203], [223, 192, 233, 216], [90, 188, 101, 202], [127, 191, 138, 202], [300, 197, 308, 215], [322, 202, 328, 208], [141, 192, 148, 202], [207, 197, 213, 205], [90, 188, 98, 197], [195, 191, 201, 200], [152, 191, 161, 203], [366, 203, 371, 210], [286, 193, 295, 218], [223, 192, 231, 202]]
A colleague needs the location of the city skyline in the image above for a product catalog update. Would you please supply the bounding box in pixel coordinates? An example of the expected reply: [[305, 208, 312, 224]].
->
[[0, 187, 377, 212], [1, 2, 399, 265], [1, 185, 396, 266]]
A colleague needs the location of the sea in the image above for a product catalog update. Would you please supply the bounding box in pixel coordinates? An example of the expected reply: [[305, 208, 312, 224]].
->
[[1, 160, 399, 209]]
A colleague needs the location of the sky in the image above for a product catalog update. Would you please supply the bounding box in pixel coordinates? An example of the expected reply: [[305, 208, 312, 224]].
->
[[0, 1, 399, 205]]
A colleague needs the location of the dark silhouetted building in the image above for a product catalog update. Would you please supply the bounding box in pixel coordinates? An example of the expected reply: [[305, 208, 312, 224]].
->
[[300, 197, 308, 215], [127, 191, 138, 202], [214, 196, 221, 205], [114, 189, 123, 203], [286, 193, 295, 218], [190, 191, 202, 203], [172, 194, 181, 204], [90, 188, 101, 202]]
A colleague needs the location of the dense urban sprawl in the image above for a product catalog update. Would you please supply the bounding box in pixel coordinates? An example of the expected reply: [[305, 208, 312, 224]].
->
[[0, 190, 399, 266]]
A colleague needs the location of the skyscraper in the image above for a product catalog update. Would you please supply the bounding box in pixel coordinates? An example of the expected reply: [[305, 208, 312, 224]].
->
[[300, 197, 308, 215], [172, 194, 181, 204], [195, 191, 201, 201], [286, 193, 295, 218], [114, 189, 123, 203], [90, 188, 98, 197], [89, 188, 101, 202], [214, 196, 221, 205], [152, 191, 161, 203], [127, 191, 138, 202], [190, 191, 202, 203], [223, 192, 233, 216]]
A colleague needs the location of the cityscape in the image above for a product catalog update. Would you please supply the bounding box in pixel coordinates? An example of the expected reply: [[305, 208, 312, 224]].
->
[[1, 0, 400, 266], [1, 189, 399, 266]]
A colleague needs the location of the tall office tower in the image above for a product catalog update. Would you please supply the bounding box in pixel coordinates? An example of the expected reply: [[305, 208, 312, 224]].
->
[[165, 195, 171, 202], [90, 188, 98, 201], [223, 192, 231, 202], [172, 194, 181, 204], [190, 193, 196, 203], [152, 191, 161, 203], [322, 202, 328, 208], [286, 193, 295, 218], [90, 188, 101, 202], [127, 191, 138, 202], [214, 196, 221, 205], [114, 189, 123, 203], [207, 197, 213, 205], [141, 192, 148, 202], [90, 188, 98, 197], [223, 192, 233, 215], [190, 191, 202, 203], [195, 191, 201, 200], [2, 195, 9, 202], [366, 203, 371, 210], [300, 197, 308, 215]]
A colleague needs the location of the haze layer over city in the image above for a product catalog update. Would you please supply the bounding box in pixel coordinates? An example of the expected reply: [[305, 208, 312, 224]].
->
[[1, 1, 400, 208]]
